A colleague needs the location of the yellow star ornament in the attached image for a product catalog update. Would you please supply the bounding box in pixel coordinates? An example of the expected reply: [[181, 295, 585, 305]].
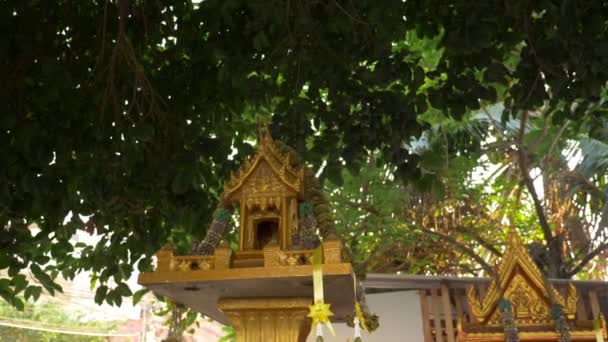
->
[[308, 300, 335, 335]]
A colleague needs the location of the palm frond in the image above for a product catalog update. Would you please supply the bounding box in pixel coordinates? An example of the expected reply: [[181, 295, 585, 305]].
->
[[575, 138, 608, 178]]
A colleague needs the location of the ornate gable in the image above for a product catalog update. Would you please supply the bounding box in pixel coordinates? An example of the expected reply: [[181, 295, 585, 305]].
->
[[467, 229, 577, 326], [222, 127, 304, 203]]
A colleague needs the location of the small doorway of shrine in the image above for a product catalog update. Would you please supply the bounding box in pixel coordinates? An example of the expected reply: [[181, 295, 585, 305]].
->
[[255, 219, 279, 249]]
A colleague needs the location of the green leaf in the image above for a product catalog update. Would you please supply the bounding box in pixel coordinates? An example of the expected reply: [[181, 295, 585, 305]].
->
[[11, 297, 24, 311], [137, 257, 153, 272], [0, 279, 10, 292], [119, 263, 132, 281], [30, 264, 57, 295], [133, 288, 149, 305], [116, 282, 132, 297], [413, 66, 425, 87], [0, 254, 10, 269], [11, 274, 27, 294], [34, 255, 51, 265], [113, 293, 123, 307], [51, 243, 67, 258], [94, 285, 108, 305], [24, 286, 43, 301], [7, 265, 19, 277], [105, 288, 124, 307]]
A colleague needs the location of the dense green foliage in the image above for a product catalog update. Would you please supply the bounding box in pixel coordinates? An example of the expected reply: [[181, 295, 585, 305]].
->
[[330, 154, 505, 276], [332, 106, 608, 279], [2, 0, 608, 309]]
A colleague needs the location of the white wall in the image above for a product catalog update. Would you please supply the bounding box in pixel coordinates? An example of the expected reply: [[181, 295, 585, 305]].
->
[[307, 290, 424, 342]]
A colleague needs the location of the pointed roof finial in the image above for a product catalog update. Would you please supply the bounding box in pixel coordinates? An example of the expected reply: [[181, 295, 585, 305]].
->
[[258, 113, 272, 143], [222, 113, 303, 201]]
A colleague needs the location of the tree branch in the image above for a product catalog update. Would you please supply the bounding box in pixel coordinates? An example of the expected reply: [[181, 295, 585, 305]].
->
[[418, 227, 495, 276], [517, 111, 553, 242], [333, 0, 368, 26], [565, 242, 608, 278], [544, 120, 569, 164], [467, 231, 502, 257]]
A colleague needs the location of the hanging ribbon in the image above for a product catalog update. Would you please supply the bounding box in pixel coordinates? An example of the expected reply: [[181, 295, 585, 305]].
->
[[353, 318, 362, 342], [594, 318, 605, 342], [355, 302, 370, 333], [352, 272, 369, 339], [308, 245, 335, 337]]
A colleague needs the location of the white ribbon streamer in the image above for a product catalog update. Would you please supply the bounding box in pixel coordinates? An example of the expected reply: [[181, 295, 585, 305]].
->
[[354, 317, 362, 338], [316, 322, 324, 337]]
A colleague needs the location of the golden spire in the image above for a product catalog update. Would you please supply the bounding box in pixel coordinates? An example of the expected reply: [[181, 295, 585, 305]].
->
[[258, 114, 272, 144]]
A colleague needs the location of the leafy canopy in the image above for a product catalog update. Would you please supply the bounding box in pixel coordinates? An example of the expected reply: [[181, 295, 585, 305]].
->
[[2, 0, 608, 308]]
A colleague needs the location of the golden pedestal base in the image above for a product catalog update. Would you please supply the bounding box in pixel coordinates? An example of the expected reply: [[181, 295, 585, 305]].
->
[[219, 298, 311, 342]]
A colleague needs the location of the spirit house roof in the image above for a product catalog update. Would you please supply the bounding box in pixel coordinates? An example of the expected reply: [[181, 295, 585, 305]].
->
[[221, 127, 305, 203]]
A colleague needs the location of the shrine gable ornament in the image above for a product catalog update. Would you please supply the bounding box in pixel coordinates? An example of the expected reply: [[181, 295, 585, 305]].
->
[[459, 229, 607, 341]]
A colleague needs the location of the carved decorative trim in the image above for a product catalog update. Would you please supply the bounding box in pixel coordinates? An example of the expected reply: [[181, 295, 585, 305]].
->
[[222, 129, 304, 202], [322, 239, 343, 264], [467, 230, 576, 325]]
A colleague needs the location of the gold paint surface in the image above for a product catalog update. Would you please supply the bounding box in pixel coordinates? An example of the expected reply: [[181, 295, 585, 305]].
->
[[219, 127, 306, 251], [219, 298, 311, 342], [322, 239, 342, 264], [466, 230, 576, 325], [222, 127, 304, 202], [458, 330, 607, 341], [460, 229, 607, 341], [138, 263, 352, 284]]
